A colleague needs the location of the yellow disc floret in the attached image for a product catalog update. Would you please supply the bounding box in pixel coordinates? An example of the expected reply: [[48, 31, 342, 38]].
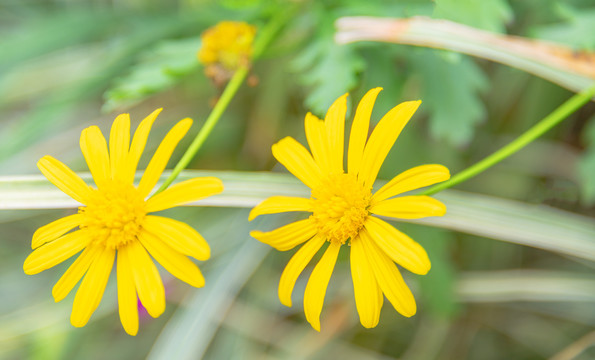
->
[[79, 181, 146, 249], [310, 174, 371, 245]]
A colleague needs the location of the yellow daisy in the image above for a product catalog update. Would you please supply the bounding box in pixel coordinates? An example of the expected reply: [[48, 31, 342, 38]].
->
[[23, 109, 223, 335], [197, 21, 256, 84], [249, 88, 450, 331]]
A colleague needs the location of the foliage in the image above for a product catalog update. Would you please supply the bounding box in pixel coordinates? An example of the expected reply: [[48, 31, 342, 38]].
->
[[1, 0, 594, 359]]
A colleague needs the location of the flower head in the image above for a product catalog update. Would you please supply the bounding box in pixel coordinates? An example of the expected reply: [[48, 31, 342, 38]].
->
[[249, 88, 450, 331], [197, 21, 256, 83], [24, 109, 223, 335]]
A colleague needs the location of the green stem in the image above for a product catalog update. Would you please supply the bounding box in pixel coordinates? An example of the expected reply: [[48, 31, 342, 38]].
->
[[155, 12, 289, 193], [422, 83, 595, 196]]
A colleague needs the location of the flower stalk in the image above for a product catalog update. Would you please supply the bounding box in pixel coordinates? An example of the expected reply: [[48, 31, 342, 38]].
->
[[422, 83, 595, 196], [157, 12, 291, 193]]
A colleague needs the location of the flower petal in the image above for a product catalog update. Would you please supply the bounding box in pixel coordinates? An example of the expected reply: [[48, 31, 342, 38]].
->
[[117, 246, 139, 336], [248, 196, 312, 221], [37, 156, 92, 204], [250, 219, 317, 251], [348, 87, 382, 176], [32, 213, 83, 249], [360, 230, 416, 317], [358, 100, 421, 187], [70, 246, 115, 327], [24, 230, 90, 275], [370, 195, 446, 219], [80, 126, 110, 187], [52, 245, 100, 302], [350, 235, 383, 328], [143, 215, 210, 261], [109, 113, 131, 182], [123, 108, 162, 184], [272, 136, 323, 190], [278, 234, 325, 307], [372, 164, 450, 202], [305, 112, 332, 172], [303, 241, 341, 332], [146, 177, 223, 212], [139, 231, 205, 288], [324, 93, 348, 174], [127, 240, 166, 318], [137, 118, 192, 198], [364, 217, 430, 275]]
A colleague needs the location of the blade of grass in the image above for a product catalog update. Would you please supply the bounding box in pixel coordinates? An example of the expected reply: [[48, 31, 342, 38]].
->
[[1, 171, 594, 261]]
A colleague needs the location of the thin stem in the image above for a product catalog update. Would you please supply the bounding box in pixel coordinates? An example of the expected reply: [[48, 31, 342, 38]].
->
[[422, 83, 595, 196], [155, 11, 289, 193]]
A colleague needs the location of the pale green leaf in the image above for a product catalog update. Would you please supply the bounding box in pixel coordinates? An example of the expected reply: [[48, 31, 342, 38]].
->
[[433, 0, 513, 33], [103, 37, 200, 112]]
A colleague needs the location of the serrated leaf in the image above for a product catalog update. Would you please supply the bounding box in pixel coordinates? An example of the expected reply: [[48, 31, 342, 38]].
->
[[292, 24, 364, 115], [433, 0, 512, 33], [409, 50, 488, 146], [532, 4, 595, 51], [103, 37, 200, 112]]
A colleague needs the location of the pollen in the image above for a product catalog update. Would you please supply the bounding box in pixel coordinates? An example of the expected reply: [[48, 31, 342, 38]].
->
[[79, 181, 146, 249], [310, 174, 371, 245]]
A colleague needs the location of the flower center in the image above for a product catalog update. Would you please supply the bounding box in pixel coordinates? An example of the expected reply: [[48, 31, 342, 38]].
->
[[79, 181, 146, 249], [310, 173, 371, 245]]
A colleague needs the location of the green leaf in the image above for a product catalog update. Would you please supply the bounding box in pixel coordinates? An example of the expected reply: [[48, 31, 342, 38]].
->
[[578, 116, 595, 205], [406, 226, 459, 318], [292, 19, 364, 115], [2, 170, 595, 262], [532, 3, 595, 51], [433, 0, 513, 33], [409, 50, 489, 146], [103, 37, 201, 112]]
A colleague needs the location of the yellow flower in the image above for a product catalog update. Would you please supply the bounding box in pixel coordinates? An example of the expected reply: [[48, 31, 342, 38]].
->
[[249, 88, 450, 331], [23, 109, 223, 336], [197, 21, 256, 83]]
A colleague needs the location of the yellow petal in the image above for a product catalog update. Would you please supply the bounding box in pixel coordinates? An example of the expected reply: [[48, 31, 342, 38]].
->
[[358, 100, 421, 187], [117, 246, 139, 336], [70, 246, 115, 327], [80, 126, 110, 188], [139, 231, 205, 288], [372, 164, 450, 202], [250, 219, 317, 251], [137, 118, 192, 198], [32, 213, 82, 249], [248, 196, 311, 221], [52, 245, 99, 302], [278, 234, 325, 307], [272, 137, 323, 190], [348, 87, 382, 176], [143, 215, 210, 261], [109, 113, 131, 182], [350, 235, 383, 328], [146, 177, 223, 212], [370, 195, 446, 219], [305, 112, 332, 172], [324, 93, 348, 174], [37, 156, 92, 204], [364, 217, 430, 275], [24, 231, 90, 275], [360, 230, 416, 317], [127, 241, 166, 318], [303, 241, 341, 332], [123, 108, 162, 184]]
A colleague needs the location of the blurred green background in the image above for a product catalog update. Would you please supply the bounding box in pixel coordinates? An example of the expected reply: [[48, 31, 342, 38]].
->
[[1, 0, 594, 359]]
